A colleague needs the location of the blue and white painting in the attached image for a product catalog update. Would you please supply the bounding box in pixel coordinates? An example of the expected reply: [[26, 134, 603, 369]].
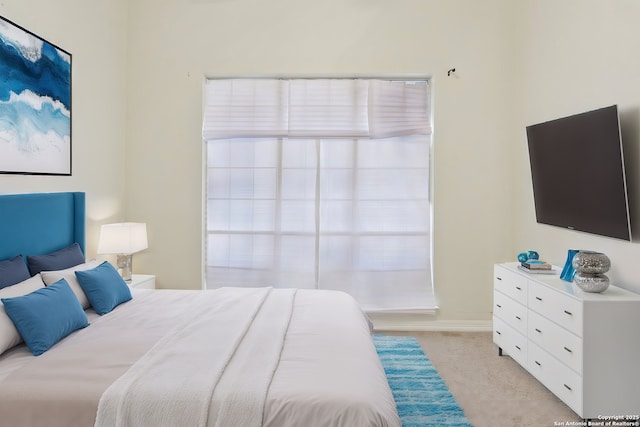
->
[[0, 16, 71, 175]]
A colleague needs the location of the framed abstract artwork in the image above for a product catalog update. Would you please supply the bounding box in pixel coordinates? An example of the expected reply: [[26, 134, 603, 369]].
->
[[0, 16, 71, 175]]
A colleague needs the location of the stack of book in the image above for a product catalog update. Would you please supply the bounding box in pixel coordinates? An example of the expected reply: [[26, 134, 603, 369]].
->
[[517, 260, 555, 274]]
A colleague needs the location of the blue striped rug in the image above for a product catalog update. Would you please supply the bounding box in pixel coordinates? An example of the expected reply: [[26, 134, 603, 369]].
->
[[373, 335, 473, 427]]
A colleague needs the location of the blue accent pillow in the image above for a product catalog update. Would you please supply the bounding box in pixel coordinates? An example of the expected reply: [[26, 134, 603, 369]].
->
[[27, 243, 85, 276], [75, 261, 132, 315], [1, 279, 89, 356], [0, 255, 31, 290]]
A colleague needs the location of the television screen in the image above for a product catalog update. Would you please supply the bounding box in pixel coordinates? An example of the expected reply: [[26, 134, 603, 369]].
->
[[526, 105, 632, 241]]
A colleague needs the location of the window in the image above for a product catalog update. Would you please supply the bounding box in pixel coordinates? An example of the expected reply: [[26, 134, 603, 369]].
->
[[203, 78, 434, 311]]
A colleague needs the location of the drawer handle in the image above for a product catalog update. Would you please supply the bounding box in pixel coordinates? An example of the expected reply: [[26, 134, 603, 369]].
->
[[515, 345, 521, 350], [515, 316, 521, 320], [496, 330, 502, 335], [535, 328, 542, 334], [535, 360, 541, 366], [563, 384, 572, 391], [497, 277, 502, 281], [564, 310, 573, 316], [516, 286, 522, 291], [535, 296, 542, 301], [564, 346, 572, 353], [496, 304, 502, 308]]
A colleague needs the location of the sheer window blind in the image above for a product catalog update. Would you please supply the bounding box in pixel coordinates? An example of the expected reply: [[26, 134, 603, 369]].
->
[[203, 78, 434, 311]]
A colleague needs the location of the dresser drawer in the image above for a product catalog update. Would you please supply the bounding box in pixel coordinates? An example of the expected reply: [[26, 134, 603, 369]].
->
[[494, 265, 528, 305], [528, 281, 583, 337], [494, 291, 527, 336], [528, 310, 583, 375], [493, 317, 528, 367], [528, 342, 583, 415]]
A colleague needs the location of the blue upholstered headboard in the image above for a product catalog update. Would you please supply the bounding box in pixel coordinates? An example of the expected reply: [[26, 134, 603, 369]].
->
[[0, 192, 85, 262]]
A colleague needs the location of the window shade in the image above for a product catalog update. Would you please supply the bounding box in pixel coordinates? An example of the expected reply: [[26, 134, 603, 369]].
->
[[368, 80, 431, 138], [202, 79, 289, 139], [202, 79, 431, 140]]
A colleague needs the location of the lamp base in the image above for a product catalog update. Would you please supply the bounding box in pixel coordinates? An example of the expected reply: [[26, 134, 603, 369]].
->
[[116, 254, 133, 281]]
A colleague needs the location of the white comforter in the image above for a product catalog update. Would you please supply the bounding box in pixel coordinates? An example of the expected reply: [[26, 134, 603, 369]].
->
[[96, 287, 296, 427], [0, 287, 400, 427]]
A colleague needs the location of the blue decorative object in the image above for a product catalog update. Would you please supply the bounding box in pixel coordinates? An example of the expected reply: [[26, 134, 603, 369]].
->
[[0, 254, 30, 290], [75, 261, 132, 315], [1, 279, 89, 356], [27, 242, 85, 276], [527, 250, 539, 260], [373, 334, 472, 427], [517, 252, 529, 262], [560, 249, 579, 282], [0, 16, 72, 175]]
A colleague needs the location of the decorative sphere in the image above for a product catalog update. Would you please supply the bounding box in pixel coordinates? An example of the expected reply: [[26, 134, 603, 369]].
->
[[573, 272, 610, 293], [527, 250, 539, 260], [517, 252, 529, 262], [572, 251, 611, 274]]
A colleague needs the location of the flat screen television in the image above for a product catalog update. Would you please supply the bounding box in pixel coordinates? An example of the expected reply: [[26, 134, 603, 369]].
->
[[526, 105, 632, 241]]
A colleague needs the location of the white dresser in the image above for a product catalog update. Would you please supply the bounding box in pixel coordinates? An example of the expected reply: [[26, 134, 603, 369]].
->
[[493, 262, 640, 419]]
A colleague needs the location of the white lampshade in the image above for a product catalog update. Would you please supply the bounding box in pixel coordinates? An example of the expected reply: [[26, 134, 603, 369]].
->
[[97, 223, 148, 255]]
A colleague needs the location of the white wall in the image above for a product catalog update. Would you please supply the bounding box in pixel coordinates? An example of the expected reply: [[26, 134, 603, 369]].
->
[[2, 0, 637, 324], [7, 0, 584, 323], [0, 0, 129, 256], [126, 0, 517, 321], [513, 0, 640, 294]]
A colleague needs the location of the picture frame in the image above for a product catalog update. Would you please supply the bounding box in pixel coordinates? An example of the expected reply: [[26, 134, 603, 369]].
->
[[0, 15, 72, 175]]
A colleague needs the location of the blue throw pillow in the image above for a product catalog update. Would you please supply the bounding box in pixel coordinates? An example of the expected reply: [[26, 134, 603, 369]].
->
[[27, 243, 85, 276], [75, 261, 132, 315], [0, 255, 31, 290], [1, 279, 89, 356]]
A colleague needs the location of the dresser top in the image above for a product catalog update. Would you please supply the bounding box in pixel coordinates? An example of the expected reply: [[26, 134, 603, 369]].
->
[[497, 262, 640, 302]]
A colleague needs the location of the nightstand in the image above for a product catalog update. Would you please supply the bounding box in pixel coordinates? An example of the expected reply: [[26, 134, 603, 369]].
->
[[128, 274, 156, 289]]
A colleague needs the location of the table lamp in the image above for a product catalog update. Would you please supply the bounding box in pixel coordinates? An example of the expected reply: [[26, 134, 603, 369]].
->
[[97, 222, 148, 281]]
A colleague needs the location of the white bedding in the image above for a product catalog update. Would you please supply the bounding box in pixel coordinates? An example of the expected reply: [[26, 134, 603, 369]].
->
[[0, 287, 400, 427]]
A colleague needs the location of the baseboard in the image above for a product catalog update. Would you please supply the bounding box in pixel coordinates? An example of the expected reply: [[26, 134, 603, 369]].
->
[[370, 314, 492, 332]]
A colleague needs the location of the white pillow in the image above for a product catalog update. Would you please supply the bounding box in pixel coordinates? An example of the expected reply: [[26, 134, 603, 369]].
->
[[40, 260, 101, 309], [0, 274, 46, 355]]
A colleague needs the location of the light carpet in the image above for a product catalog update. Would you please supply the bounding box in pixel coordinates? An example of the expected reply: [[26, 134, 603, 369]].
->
[[374, 334, 473, 427]]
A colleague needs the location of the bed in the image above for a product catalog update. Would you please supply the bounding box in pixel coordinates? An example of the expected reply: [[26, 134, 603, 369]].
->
[[0, 192, 401, 427]]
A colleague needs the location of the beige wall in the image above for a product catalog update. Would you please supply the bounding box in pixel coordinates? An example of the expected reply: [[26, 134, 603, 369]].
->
[[2, 1, 637, 324], [512, 0, 640, 295], [0, 1, 129, 257], [126, 0, 518, 322], [10, 1, 609, 323]]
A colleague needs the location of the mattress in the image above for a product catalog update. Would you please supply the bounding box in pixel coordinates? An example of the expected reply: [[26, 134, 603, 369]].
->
[[0, 287, 400, 427]]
